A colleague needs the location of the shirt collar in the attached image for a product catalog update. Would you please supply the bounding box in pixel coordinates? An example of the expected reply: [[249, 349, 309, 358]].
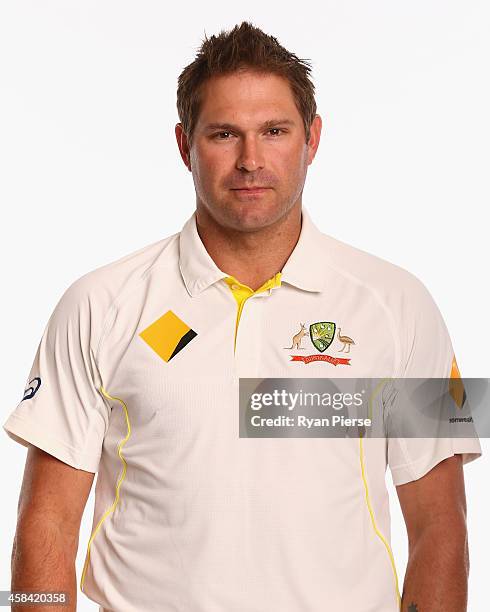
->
[[178, 205, 326, 297], [279, 206, 326, 293]]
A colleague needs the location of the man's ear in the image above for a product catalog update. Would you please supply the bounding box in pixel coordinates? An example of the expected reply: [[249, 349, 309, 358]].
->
[[175, 123, 192, 172], [307, 114, 322, 165]]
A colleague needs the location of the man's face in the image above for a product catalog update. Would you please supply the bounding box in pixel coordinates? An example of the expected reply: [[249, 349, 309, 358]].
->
[[177, 70, 321, 232]]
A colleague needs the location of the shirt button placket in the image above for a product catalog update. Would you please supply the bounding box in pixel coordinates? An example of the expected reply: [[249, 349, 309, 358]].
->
[[234, 295, 262, 378]]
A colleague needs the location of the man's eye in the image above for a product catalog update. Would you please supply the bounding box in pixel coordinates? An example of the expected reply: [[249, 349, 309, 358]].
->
[[214, 131, 233, 139], [267, 128, 284, 136]]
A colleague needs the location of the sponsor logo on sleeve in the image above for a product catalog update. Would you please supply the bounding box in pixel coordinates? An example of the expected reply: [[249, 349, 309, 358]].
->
[[22, 377, 41, 401], [449, 355, 466, 409]]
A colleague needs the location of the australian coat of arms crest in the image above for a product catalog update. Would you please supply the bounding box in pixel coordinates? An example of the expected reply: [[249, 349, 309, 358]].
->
[[285, 321, 355, 366]]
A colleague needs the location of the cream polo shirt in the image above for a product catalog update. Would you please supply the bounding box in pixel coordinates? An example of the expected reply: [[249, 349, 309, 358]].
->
[[4, 206, 482, 612]]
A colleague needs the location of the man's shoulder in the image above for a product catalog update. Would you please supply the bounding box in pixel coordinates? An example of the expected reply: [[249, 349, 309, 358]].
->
[[84, 231, 179, 289], [52, 230, 180, 321], [318, 230, 435, 306]]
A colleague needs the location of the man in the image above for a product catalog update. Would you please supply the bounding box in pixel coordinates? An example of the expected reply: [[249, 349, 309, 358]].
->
[[4, 21, 482, 612]]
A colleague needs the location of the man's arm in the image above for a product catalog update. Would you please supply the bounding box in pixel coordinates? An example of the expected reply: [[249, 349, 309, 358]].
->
[[396, 454, 469, 612], [10, 445, 95, 611]]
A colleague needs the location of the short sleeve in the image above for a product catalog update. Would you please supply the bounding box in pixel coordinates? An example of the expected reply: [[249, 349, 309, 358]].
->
[[387, 275, 483, 486], [3, 278, 111, 473]]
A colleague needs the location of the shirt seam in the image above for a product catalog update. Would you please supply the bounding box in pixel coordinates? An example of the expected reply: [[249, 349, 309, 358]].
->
[[93, 236, 181, 368], [320, 256, 400, 379]]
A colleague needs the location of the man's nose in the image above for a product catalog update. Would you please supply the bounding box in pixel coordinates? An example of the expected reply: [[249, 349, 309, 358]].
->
[[236, 135, 265, 172]]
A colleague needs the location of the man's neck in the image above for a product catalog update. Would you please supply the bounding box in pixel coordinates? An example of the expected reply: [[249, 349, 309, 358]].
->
[[194, 202, 302, 291]]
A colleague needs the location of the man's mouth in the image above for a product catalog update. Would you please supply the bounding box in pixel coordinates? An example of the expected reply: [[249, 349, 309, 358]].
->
[[231, 187, 270, 193]]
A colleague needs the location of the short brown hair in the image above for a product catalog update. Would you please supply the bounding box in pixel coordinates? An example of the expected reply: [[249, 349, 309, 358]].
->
[[176, 21, 317, 146]]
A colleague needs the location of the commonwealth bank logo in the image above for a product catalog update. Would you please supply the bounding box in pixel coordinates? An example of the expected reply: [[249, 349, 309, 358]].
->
[[139, 310, 197, 363], [449, 355, 466, 410]]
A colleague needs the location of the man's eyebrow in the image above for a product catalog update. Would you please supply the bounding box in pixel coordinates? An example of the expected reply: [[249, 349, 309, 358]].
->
[[203, 118, 296, 132]]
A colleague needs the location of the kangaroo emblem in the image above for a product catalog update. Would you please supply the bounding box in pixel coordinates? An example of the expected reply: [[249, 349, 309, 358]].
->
[[285, 322, 307, 350]]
